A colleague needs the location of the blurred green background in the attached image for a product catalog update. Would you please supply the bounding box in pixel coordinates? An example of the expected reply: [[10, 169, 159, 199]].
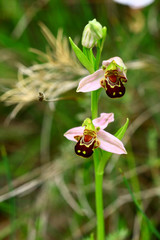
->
[[0, 0, 160, 239]]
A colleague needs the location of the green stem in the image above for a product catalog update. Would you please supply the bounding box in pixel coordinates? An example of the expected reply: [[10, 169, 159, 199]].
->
[[95, 171, 105, 240], [91, 91, 105, 240], [91, 91, 98, 119], [95, 47, 101, 71]]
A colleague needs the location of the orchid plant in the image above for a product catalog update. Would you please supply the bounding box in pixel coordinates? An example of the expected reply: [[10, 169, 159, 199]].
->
[[64, 19, 129, 240]]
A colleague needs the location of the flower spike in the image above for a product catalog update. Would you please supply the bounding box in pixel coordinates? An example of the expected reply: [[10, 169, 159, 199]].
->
[[64, 113, 127, 158]]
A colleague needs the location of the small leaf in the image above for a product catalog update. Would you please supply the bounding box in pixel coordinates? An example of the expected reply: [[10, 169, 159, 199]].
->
[[97, 118, 129, 174], [102, 26, 107, 40], [83, 47, 95, 67], [69, 37, 94, 73], [115, 118, 129, 139], [100, 26, 107, 51], [105, 228, 128, 240]]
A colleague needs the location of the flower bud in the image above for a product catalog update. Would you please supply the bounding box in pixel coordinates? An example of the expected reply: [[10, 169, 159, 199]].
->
[[81, 19, 103, 48]]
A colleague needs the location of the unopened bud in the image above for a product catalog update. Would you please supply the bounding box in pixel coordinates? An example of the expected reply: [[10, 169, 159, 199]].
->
[[81, 19, 103, 48]]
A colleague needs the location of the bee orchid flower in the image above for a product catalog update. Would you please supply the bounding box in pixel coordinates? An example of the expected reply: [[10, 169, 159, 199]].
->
[[113, 0, 154, 9], [64, 113, 127, 158], [77, 57, 127, 98]]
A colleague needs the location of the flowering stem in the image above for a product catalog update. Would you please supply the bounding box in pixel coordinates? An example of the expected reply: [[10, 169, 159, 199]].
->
[[88, 46, 105, 240], [91, 90, 105, 240]]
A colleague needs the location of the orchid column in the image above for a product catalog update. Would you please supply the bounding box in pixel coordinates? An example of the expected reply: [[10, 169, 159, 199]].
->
[[64, 19, 129, 240]]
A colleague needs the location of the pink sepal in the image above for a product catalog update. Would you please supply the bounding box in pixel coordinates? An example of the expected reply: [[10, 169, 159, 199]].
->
[[97, 130, 127, 154], [64, 126, 85, 142], [77, 69, 104, 92]]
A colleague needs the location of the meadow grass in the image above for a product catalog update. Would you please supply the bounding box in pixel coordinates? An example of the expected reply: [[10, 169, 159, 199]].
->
[[0, 0, 160, 239]]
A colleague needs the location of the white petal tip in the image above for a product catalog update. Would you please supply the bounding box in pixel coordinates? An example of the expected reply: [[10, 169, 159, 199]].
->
[[121, 148, 127, 155]]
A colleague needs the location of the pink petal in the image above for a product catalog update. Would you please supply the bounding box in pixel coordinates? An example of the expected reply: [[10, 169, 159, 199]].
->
[[97, 130, 127, 154], [77, 69, 104, 92], [64, 126, 85, 142], [93, 113, 114, 130]]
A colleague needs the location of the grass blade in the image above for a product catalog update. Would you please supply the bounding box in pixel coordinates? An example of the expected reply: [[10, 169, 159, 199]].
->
[[121, 169, 160, 239]]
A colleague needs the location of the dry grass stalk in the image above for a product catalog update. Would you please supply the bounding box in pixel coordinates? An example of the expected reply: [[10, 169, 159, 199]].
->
[[0, 23, 87, 120]]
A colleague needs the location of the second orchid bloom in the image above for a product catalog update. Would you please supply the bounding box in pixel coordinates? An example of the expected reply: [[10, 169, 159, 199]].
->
[[64, 113, 127, 158], [77, 57, 127, 98]]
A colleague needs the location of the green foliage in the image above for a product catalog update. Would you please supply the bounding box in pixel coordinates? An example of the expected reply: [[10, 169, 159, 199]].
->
[[69, 37, 94, 73], [115, 118, 129, 139], [83, 233, 94, 240], [122, 171, 160, 239], [98, 118, 129, 173], [105, 228, 128, 240]]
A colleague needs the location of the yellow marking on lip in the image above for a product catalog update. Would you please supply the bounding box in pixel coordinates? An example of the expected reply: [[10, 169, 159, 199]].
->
[[82, 151, 86, 154], [119, 92, 122, 94], [113, 92, 116, 96], [77, 150, 81, 153]]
